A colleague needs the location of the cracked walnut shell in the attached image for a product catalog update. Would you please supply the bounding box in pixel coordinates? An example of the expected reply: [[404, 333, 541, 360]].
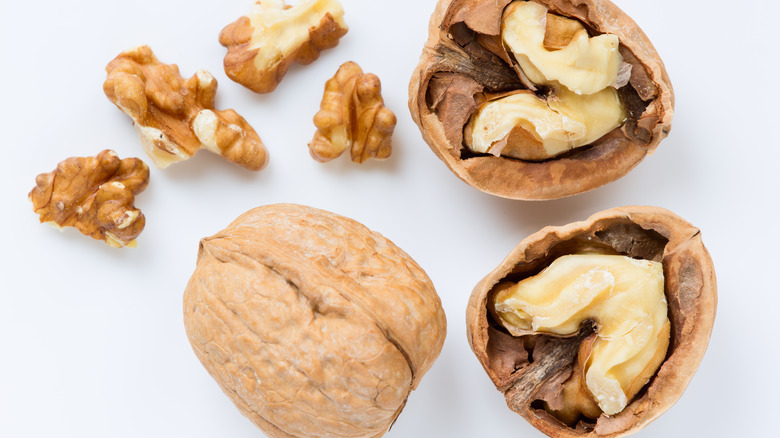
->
[[29, 150, 149, 248], [219, 0, 348, 93], [104, 45, 268, 171], [466, 206, 716, 437], [183, 204, 446, 438], [409, 0, 674, 200], [310, 61, 396, 163]]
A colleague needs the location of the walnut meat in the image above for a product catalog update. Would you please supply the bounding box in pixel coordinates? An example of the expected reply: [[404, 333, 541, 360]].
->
[[409, 0, 674, 200], [104, 45, 269, 170], [219, 0, 348, 93], [310, 62, 396, 164], [29, 150, 149, 248], [183, 204, 446, 438], [466, 206, 716, 437]]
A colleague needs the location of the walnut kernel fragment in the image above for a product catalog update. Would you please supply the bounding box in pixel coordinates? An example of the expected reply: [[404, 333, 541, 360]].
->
[[103, 45, 268, 170], [220, 0, 348, 93], [29, 150, 149, 248], [309, 61, 396, 163]]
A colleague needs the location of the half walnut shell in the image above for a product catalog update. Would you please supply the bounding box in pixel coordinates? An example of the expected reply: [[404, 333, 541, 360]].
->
[[409, 0, 674, 200], [466, 206, 716, 436]]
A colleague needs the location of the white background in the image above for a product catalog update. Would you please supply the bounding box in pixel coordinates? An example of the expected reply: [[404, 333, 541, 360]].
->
[[1, 0, 777, 437]]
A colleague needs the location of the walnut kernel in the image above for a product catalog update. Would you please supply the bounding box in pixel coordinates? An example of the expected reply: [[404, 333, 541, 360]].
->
[[219, 0, 348, 93], [310, 61, 396, 163], [104, 45, 269, 170], [29, 150, 149, 248]]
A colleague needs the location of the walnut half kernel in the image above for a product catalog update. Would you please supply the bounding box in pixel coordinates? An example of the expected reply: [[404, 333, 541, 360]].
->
[[104, 45, 269, 171], [29, 150, 149, 248], [492, 254, 670, 422], [220, 0, 348, 93], [309, 61, 396, 163]]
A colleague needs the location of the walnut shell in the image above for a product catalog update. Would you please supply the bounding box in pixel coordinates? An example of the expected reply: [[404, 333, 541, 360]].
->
[[466, 206, 716, 437], [183, 204, 446, 438], [409, 0, 674, 200]]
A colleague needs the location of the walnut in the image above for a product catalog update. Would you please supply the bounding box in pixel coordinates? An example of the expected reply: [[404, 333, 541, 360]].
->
[[309, 61, 396, 163], [466, 206, 717, 437], [409, 0, 674, 200], [183, 204, 446, 438], [103, 45, 269, 171], [219, 0, 348, 93], [29, 150, 150, 248]]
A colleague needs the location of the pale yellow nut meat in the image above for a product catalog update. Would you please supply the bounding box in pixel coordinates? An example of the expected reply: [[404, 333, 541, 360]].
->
[[465, 87, 625, 160], [493, 254, 670, 416], [220, 0, 348, 93], [502, 1, 622, 95]]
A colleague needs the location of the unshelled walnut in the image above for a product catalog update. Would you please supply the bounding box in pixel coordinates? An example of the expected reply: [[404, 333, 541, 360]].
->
[[183, 204, 446, 438], [29, 150, 149, 248], [220, 0, 348, 93], [310, 61, 396, 163], [104, 45, 268, 170], [467, 206, 716, 437], [409, 0, 674, 199]]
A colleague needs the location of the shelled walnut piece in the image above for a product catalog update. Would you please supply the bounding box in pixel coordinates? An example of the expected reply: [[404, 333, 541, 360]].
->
[[220, 0, 348, 93], [409, 0, 674, 199], [310, 61, 396, 163], [183, 204, 446, 438], [467, 206, 716, 437], [104, 45, 268, 170], [29, 150, 149, 248], [492, 254, 670, 423]]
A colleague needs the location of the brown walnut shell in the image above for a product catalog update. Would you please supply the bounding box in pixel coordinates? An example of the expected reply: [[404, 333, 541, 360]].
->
[[183, 203, 447, 438], [409, 0, 674, 200], [466, 206, 716, 437]]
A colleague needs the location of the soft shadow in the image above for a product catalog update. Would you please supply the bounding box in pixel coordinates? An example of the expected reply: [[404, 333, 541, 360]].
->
[[161, 150, 271, 184]]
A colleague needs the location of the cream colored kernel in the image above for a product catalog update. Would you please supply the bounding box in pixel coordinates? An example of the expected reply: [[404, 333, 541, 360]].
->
[[248, 0, 347, 71]]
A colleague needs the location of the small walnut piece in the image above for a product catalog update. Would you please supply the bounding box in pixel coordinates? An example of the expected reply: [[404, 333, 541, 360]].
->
[[29, 150, 149, 248], [183, 204, 446, 438], [467, 206, 716, 437], [219, 0, 348, 93], [103, 45, 268, 170], [310, 61, 396, 163], [493, 254, 670, 419]]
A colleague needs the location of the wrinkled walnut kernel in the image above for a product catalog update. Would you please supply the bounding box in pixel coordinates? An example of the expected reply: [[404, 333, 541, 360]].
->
[[104, 45, 268, 170], [310, 61, 396, 163], [220, 0, 348, 93], [29, 150, 149, 248]]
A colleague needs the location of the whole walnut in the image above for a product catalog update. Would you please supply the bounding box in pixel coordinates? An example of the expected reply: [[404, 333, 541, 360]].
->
[[183, 204, 447, 438]]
